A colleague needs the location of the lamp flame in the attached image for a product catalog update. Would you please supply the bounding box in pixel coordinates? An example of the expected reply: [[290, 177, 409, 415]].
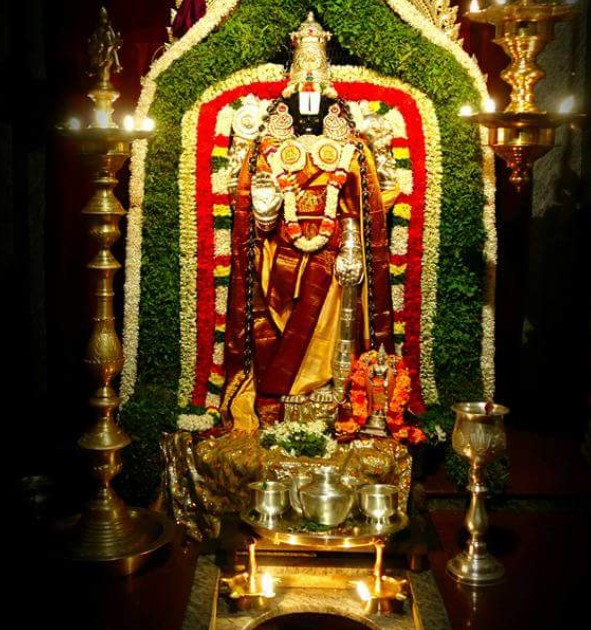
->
[[261, 572, 275, 598], [67, 117, 81, 131], [141, 117, 155, 132], [484, 98, 497, 113], [356, 580, 372, 602], [95, 110, 109, 128], [469, 0, 480, 12], [459, 104, 474, 117], [123, 115, 135, 132], [559, 95, 575, 114]]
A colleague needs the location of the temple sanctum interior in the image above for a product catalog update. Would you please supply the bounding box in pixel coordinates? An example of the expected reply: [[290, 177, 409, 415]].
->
[[3, 1, 590, 629]]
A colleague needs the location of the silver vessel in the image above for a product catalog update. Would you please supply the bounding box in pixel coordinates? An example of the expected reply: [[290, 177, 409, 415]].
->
[[298, 466, 354, 526]]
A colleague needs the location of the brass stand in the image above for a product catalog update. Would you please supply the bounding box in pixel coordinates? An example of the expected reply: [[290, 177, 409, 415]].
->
[[446, 462, 505, 586], [466, 110, 584, 191], [57, 8, 172, 575]]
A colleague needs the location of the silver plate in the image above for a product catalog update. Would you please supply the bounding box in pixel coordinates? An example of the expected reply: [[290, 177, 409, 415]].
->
[[240, 509, 409, 549]]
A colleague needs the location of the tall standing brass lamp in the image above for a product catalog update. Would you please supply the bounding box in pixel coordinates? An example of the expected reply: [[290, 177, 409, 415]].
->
[[56, 7, 172, 575]]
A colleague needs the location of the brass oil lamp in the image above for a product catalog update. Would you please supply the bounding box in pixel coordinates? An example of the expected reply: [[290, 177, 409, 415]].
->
[[355, 540, 409, 614], [56, 7, 171, 575], [463, 0, 584, 191], [221, 539, 277, 610]]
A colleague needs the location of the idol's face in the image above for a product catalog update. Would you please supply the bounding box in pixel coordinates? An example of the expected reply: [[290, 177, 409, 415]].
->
[[286, 93, 336, 135]]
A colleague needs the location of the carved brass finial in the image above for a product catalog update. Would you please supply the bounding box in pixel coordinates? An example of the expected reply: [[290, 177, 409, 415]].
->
[[87, 7, 123, 129], [88, 7, 123, 86]]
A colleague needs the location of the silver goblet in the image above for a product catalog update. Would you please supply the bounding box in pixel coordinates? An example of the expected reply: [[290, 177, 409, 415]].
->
[[447, 402, 509, 586]]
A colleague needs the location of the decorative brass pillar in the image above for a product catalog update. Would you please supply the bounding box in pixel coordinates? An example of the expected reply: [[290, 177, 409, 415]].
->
[[58, 7, 171, 575], [463, 0, 584, 191]]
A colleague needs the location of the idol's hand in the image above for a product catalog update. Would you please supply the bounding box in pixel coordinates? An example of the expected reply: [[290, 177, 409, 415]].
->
[[251, 171, 282, 232]]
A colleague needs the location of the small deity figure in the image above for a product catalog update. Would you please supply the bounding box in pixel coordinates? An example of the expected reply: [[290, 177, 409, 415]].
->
[[363, 344, 396, 436], [342, 345, 420, 442], [88, 7, 123, 85], [221, 13, 394, 429]]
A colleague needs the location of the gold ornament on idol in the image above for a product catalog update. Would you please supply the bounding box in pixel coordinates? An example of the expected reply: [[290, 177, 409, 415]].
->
[[268, 102, 294, 139], [283, 12, 337, 98], [323, 103, 349, 141], [264, 140, 357, 253]]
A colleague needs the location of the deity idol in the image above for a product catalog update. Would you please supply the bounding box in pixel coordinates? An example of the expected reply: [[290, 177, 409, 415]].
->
[[221, 13, 395, 427]]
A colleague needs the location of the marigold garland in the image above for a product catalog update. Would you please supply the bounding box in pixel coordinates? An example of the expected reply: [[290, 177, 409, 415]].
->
[[348, 349, 426, 446]]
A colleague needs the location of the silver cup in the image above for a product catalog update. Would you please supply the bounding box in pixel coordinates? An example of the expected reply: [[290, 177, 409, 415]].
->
[[358, 484, 398, 525], [248, 481, 289, 524], [340, 475, 367, 516]]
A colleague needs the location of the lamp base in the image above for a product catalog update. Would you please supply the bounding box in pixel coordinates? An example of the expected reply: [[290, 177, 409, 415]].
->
[[446, 550, 505, 586], [56, 507, 173, 576]]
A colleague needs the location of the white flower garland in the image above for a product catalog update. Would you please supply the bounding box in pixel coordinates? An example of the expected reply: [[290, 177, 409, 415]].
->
[[178, 413, 215, 433], [120, 138, 148, 403], [385, 0, 496, 399]]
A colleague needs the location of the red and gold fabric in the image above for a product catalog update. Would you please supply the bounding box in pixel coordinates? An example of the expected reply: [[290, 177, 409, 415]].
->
[[222, 133, 393, 425]]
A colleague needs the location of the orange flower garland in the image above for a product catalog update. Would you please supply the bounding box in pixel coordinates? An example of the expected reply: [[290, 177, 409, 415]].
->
[[348, 349, 426, 446]]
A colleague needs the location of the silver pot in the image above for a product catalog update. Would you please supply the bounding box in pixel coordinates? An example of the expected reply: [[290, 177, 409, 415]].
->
[[298, 467, 354, 527], [289, 472, 313, 515], [358, 483, 398, 524], [249, 480, 289, 522]]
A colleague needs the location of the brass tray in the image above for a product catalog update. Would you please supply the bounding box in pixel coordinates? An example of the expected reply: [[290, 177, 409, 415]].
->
[[240, 510, 409, 549]]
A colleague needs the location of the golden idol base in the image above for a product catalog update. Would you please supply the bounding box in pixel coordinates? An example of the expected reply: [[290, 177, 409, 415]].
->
[[57, 507, 173, 576], [446, 551, 505, 587]]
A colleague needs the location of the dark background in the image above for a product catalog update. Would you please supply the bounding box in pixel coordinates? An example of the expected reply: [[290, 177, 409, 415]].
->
[[1, 0, 589, 494]]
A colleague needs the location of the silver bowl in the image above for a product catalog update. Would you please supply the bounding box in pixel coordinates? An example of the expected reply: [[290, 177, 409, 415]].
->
[[249, 481, 289, 523], [358, 483, 398, 525]]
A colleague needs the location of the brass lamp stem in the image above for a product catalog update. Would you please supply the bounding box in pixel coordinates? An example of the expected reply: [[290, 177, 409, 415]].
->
[[75, 146, 135, 546], [464, 462, 490, 562], [468, 1, 576, 114]]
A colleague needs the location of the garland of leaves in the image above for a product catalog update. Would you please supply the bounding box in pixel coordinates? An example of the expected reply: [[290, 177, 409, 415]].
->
[[120, 0, 497, 504]]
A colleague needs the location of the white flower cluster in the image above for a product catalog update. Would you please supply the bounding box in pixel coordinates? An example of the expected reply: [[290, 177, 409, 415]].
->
[[260, 419, 338, 458], [429, 423, 447, 444], [178, 413, 215, 433]]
